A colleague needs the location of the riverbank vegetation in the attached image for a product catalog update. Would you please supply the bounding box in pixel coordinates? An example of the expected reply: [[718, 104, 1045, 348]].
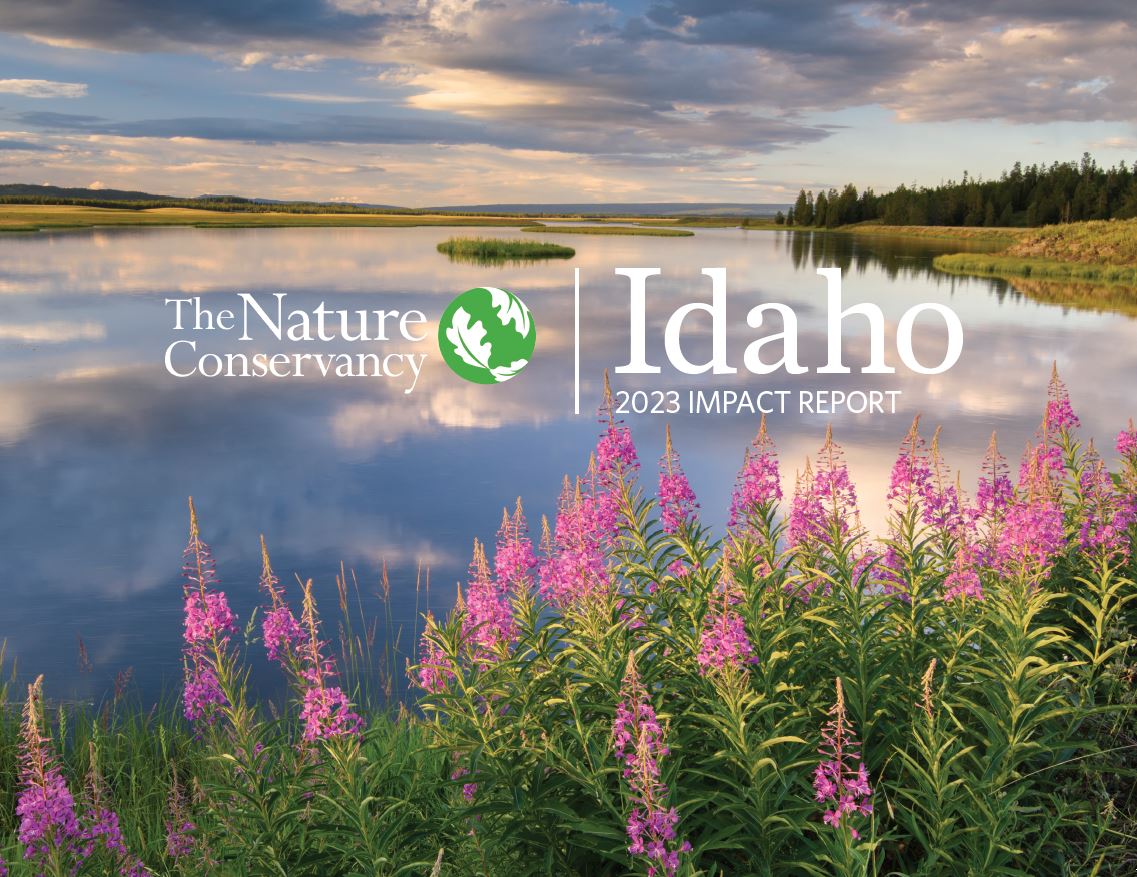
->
[[0, 205, 536, 233], [784, 154, 1137, 228], [436, 236, 575, 264], [932, 218, 1137, 285], [2, 370, 1135, 876]]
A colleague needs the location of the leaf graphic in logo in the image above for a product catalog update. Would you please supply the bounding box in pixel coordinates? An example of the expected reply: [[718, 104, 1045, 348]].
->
[[488, 287, 531, 337], [490, 359, 529, 383], [444, 306, 492, 373]]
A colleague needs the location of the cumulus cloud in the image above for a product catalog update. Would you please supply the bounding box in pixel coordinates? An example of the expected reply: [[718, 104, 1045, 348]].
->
[[0, 78, 87, 98], [1, 0, 1134, 198]]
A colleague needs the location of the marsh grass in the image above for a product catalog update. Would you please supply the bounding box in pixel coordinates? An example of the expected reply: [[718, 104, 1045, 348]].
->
[[0, 205, 535, 233], [933, 253, 1137, 284], [436, 236, 575, 265], [931, 218, 1137, 287]]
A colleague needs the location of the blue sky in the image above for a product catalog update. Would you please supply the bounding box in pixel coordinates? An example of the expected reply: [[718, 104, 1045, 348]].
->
[[0, 0, 1134, 205]]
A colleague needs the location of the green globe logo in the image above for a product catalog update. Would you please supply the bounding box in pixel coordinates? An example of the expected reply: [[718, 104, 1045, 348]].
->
[[438, 287, 536, 384]]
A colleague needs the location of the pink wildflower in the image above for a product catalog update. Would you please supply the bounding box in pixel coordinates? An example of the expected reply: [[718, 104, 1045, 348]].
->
[[813, 678, 873, 840], [728, 415, 782, 535], [181, 498, 236, 725], [1077, 446, 1134, 561], [415, 612, 455, 694], [997, 446, 1065, 579], [296, 580, 362, 741], [17, 677, 80, 867], [1043, 363, 1080, 434], [1118, 418, 1137, 459], [612, 654, 691, 877], [259, 538, 305, 666], [887, 416, 932, 511], [539, 477, 613, 610], [494, 499, 537, 590], [462, 539, 516, 663], [658, 425, 699, 535], [697, 581, 755, 675]]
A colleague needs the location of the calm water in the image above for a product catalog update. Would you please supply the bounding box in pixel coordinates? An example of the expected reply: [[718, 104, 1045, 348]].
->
[[2, 225, 1135, 704]]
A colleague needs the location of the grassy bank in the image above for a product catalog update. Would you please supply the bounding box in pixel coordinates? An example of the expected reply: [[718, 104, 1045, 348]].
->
[[933, 253, 1137, 284], [839, 222, 1023, 244], [931, 218, 1137, 285], [436, 236, 575, 262], [0, 205, 537, 233], [521, 224, 694, 236]]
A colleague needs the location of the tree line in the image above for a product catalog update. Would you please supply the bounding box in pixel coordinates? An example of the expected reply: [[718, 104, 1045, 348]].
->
[[775, 153, 1137, 228]]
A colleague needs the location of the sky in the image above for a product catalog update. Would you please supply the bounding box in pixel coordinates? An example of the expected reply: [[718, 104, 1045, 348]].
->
[[0, 0, 1135, 206]]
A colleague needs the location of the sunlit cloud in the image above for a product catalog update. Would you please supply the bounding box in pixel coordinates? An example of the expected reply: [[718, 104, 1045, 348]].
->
[[0, 77, 87, 98], [0, 320, 105, 342]]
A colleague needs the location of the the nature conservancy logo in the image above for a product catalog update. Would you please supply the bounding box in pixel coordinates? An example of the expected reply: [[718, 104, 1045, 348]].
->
[[161, 268, 962, 414], [438, 287, 537, 384]]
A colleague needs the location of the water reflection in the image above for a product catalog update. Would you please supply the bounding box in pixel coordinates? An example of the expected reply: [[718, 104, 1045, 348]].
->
[[1, 225, 1135, 703]]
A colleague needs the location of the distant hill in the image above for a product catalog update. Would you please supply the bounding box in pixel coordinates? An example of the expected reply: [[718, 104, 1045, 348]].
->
[[0, 184, 787, 217], [423, 202, 787, 216], [0, 183, 174, 201]]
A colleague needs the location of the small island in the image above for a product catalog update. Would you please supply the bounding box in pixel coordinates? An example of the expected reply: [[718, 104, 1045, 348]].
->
[[436, 236, 575, 264]]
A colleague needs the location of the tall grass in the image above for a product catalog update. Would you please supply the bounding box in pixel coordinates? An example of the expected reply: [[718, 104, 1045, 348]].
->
[[436, 237, 575, 265], [1, 370, 1135, 876], [933, 253, 1137, 284]]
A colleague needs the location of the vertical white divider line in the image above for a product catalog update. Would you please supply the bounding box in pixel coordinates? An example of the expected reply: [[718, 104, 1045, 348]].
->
[[574, 267, 581, 415]]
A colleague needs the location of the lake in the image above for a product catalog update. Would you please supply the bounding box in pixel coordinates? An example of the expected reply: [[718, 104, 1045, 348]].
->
[[2, 224, 1134, 705]]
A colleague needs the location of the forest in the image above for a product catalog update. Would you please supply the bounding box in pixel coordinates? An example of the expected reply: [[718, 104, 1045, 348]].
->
[[779, 153, 1137, 228]]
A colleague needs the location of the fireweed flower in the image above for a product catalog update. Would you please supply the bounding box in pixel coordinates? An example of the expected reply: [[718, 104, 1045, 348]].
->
[[1044, 362, 1081, 434], [79, 807, 147, 877], [814, 427, 863, 547], [728, 415, 782, 540], [462, 539, 516, 663], [943, 538, 983, 601], [494, 498, 537, 591], [976, 434, 1014, 525], [997, 444, 1065, 580], [165, 775, 196, 861], [612, 654, 690, 877], [17, 676, 80, 868], [415, 612, 456, 694], [1077, 446, 1134, 561], [813, 677, 873, 840], [295, 580, 362, 742], [597, 373, 640, 482], [263, 605, 305, 666], [539, 476, 614, 610], [887, 416, 932, 512], [658, 426, 699, 535], [450, 759, 478, 803], [697, 567, 755, 676], [923, 430, 965, 534], [1118, 418, 1137, 460], [259, 538, 304, 666], [182, 498, 236, 724]]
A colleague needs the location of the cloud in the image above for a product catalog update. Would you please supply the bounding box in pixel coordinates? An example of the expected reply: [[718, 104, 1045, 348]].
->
[[0, 78, 87, 98], [0, 137, 50, 151], [17, 103, 828, 159], [0, 0, 396, 52], [0, 320, 106, 343], [257, 91, 383, 104]]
